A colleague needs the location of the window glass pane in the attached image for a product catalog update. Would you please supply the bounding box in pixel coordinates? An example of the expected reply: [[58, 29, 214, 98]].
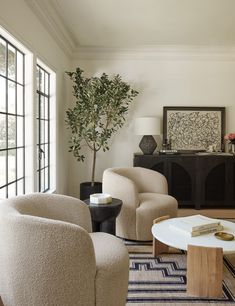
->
[[36, 66, 40, 90], [17, 51, 23, 84], [17, 84, 23, 115], [8, 115, 16, 148], [45, 144, 49, 166], [36, 145, 39, 170], [0, 150, 6, 187], [38, 68, 42, 92], [37, 171, 39, 192], [8, 182, 16, 197], [0, 76, 6, 112], [36, 119, 39, 145], [17, 148, 24, 179], [8, 149, 16, 183], [8, 81, 16, 114], [40, 168, 45, 192], [45, 167, 48, 190], [0, 38, 6, 76], [0, 187, 6, 199], [45, 97, 48, 119], [0, 114, 6, 149], [36, 93, 39, 118], [8, 45, 16, 80], [40, 96, 45, 119], [17, 179, 24, 195], [45, 120, 48, 143], [45, 73, 49, 95], [40, 144, 45, 169], [40, 69, 44, 93], [17, 116, 23, 147], [40, 120, 45, 144]]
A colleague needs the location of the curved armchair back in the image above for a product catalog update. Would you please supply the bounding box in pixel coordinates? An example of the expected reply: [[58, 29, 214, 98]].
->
[[8, 193, 92, 232], [103, 168, 139, 208], [0, 194, 96, 306], [111, 167, 168, 194]]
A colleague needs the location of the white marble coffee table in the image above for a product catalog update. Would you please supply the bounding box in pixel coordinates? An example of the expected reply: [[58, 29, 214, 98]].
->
[[152, 217, 235, 298]]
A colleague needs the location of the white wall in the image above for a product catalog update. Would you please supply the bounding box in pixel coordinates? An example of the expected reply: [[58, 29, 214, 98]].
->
[[0, 0, 71, 194], [2, 1, 235, 198], [68, 48, 235, 197]]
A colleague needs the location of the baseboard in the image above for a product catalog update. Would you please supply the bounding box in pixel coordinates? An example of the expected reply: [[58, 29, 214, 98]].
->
[[178, 208, 235, 219]]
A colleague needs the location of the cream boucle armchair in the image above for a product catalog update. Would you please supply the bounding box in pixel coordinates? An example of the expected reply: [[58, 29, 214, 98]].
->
[[0, 193, 129, 306], [103, 167, 178, 241]]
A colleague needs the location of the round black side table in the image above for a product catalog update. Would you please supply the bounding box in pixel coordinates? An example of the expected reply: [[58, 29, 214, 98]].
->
[[84, 198, 122, 235]]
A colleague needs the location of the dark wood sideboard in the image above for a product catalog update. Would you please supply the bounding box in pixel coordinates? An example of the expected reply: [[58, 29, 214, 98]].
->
[[134, 153, 235, 209]]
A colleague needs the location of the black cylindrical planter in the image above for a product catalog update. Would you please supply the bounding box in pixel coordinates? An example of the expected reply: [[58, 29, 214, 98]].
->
[[80, 182, 102, 200]]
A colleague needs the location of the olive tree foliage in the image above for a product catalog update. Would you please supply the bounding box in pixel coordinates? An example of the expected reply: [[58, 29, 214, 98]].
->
[[66, 67, 139, 185]]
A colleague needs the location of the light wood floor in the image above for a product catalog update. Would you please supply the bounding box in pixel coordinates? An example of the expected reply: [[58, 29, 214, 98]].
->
[[178, 208, 235, 219]]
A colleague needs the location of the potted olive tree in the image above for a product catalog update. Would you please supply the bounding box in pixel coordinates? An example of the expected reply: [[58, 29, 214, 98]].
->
[[66, 67, 138, 199]]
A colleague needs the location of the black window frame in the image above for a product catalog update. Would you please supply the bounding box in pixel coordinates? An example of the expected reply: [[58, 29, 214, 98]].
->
[[0, 34, 25, 198], [36, 64, 50, 193]]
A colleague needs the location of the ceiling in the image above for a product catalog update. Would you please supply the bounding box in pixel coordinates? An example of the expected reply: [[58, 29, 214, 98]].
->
[[29, 0, 235, 49]]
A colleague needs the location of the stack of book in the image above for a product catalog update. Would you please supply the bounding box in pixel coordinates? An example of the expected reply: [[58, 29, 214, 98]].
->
[[170, 214, 223, 237]]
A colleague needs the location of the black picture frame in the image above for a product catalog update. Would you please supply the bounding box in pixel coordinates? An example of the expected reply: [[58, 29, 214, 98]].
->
[[163, 106, 225, 152]]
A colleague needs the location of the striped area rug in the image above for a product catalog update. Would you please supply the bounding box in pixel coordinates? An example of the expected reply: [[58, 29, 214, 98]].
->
[[126, 241, 235, 306]]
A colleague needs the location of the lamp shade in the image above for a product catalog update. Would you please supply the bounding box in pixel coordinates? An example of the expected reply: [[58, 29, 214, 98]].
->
[[135, 117, 161, 136]]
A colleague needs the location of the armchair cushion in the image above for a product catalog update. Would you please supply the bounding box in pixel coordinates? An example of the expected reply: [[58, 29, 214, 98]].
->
[[137, 193, 178, 240]]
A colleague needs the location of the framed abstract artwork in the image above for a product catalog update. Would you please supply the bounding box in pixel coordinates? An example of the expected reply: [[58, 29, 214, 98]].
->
[[163, 107, 225, 152]]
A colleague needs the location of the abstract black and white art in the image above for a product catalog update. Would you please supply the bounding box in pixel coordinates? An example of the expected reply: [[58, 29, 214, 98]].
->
[[163, 107, 225, 151]]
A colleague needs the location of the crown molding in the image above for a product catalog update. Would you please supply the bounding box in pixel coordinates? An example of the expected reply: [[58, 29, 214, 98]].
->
[[24, 0, 75, 58], [73, 45, 235, 61]]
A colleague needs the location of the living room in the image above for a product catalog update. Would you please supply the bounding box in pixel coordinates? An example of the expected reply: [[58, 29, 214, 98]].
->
[[1, 0, 235, 197], [0, 0, 235, 305]]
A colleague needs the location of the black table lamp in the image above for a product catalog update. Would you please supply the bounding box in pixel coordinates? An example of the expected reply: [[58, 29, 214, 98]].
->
[[135, 117, 160, 155]]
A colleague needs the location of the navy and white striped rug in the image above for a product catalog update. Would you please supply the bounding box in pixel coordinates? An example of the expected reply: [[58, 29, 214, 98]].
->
[[126, 242, 235, 305]]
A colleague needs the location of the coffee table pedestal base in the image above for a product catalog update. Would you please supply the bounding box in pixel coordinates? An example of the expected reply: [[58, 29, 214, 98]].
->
[[152, 240, 223, 298], [187, 245, 223, 298]]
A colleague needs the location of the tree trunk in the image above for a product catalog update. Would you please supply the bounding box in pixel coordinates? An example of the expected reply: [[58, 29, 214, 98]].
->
[[91, 150, 96, 186]]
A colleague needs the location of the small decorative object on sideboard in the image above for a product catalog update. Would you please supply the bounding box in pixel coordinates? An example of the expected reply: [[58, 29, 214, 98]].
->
[[159, 149, 179, 155], [224, 133, 235, 154], [90, 193, 112, 204], [162, 138, 171, 150]]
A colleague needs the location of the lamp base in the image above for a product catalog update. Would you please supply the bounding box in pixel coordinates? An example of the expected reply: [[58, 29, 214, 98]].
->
[[139, 135, 157, 155]]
